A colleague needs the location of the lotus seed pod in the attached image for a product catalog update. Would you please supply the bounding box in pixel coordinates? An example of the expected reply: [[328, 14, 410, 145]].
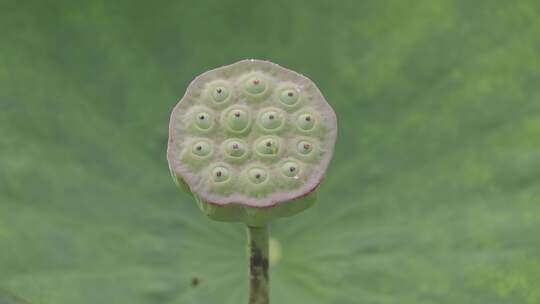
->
[[167, 59, 337, 227]]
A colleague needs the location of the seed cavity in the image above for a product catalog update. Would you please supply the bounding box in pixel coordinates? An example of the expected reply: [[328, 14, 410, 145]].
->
[[225, 108, 250, 133], [258, 108, 284, 131], [279, 88, 300, 106], [248, 167, 268, 184], [210, 85, 230, 103], [191, 141, 212, 157], [244, 75, 267, 95], [297, 140, 313, 155], [212, 166, 230, 182], [296, 112, 315, 131], [281, 160, 300, 177], [224, 138, 247, 158], [195, 112, 213, 130], [255, 136, 281, 157]]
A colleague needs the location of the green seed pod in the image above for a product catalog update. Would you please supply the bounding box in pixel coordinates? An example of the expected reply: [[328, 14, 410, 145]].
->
[[167, 59, 337, 227]]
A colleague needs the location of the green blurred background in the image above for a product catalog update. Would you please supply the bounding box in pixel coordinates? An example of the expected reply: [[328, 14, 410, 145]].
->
[[1, 0, 540, 303]]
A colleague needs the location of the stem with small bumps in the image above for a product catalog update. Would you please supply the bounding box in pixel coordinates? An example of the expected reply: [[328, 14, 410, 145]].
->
[[247, 225, 269, 304]]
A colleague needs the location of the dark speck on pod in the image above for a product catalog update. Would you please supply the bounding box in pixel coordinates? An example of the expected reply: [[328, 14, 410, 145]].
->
[[259, 110, 283, 131], [288, 92, 293, 97], [281, 160, 300, 177], [196, 145, 202, 151], [195, 112, 213, 130]]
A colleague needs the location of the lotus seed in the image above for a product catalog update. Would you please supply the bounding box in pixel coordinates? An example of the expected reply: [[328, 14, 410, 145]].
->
[[212, 166, 230, 182], [248, 167, 268, 184], [211, 86, 229, 103], [191, 141, 212, 157], [296, 113, 315, 131], [297, 140, 313, 155], [225, 108, 250, 133], [258, 109, 284, 131], [279, 88, 299, 106], [244, 75, 266, 95], [256, 136, 280, 157], [281, 160, 300, 177], [195, 112, 213, 130], [224, 139, 247, 158]]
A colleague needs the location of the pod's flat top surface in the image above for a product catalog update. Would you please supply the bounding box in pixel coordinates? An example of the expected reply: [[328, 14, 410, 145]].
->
[[168, 60, 337, 207]]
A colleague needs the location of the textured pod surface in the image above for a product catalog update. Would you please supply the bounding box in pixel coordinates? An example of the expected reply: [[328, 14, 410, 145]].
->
[[167, 60, 337, 208]]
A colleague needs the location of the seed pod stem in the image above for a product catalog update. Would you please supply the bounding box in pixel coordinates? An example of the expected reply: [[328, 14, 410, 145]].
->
[[247, 225, 270, 304]]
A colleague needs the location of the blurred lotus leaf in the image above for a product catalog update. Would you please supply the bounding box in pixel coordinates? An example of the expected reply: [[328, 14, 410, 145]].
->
[[1, 1, 539, 303]]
